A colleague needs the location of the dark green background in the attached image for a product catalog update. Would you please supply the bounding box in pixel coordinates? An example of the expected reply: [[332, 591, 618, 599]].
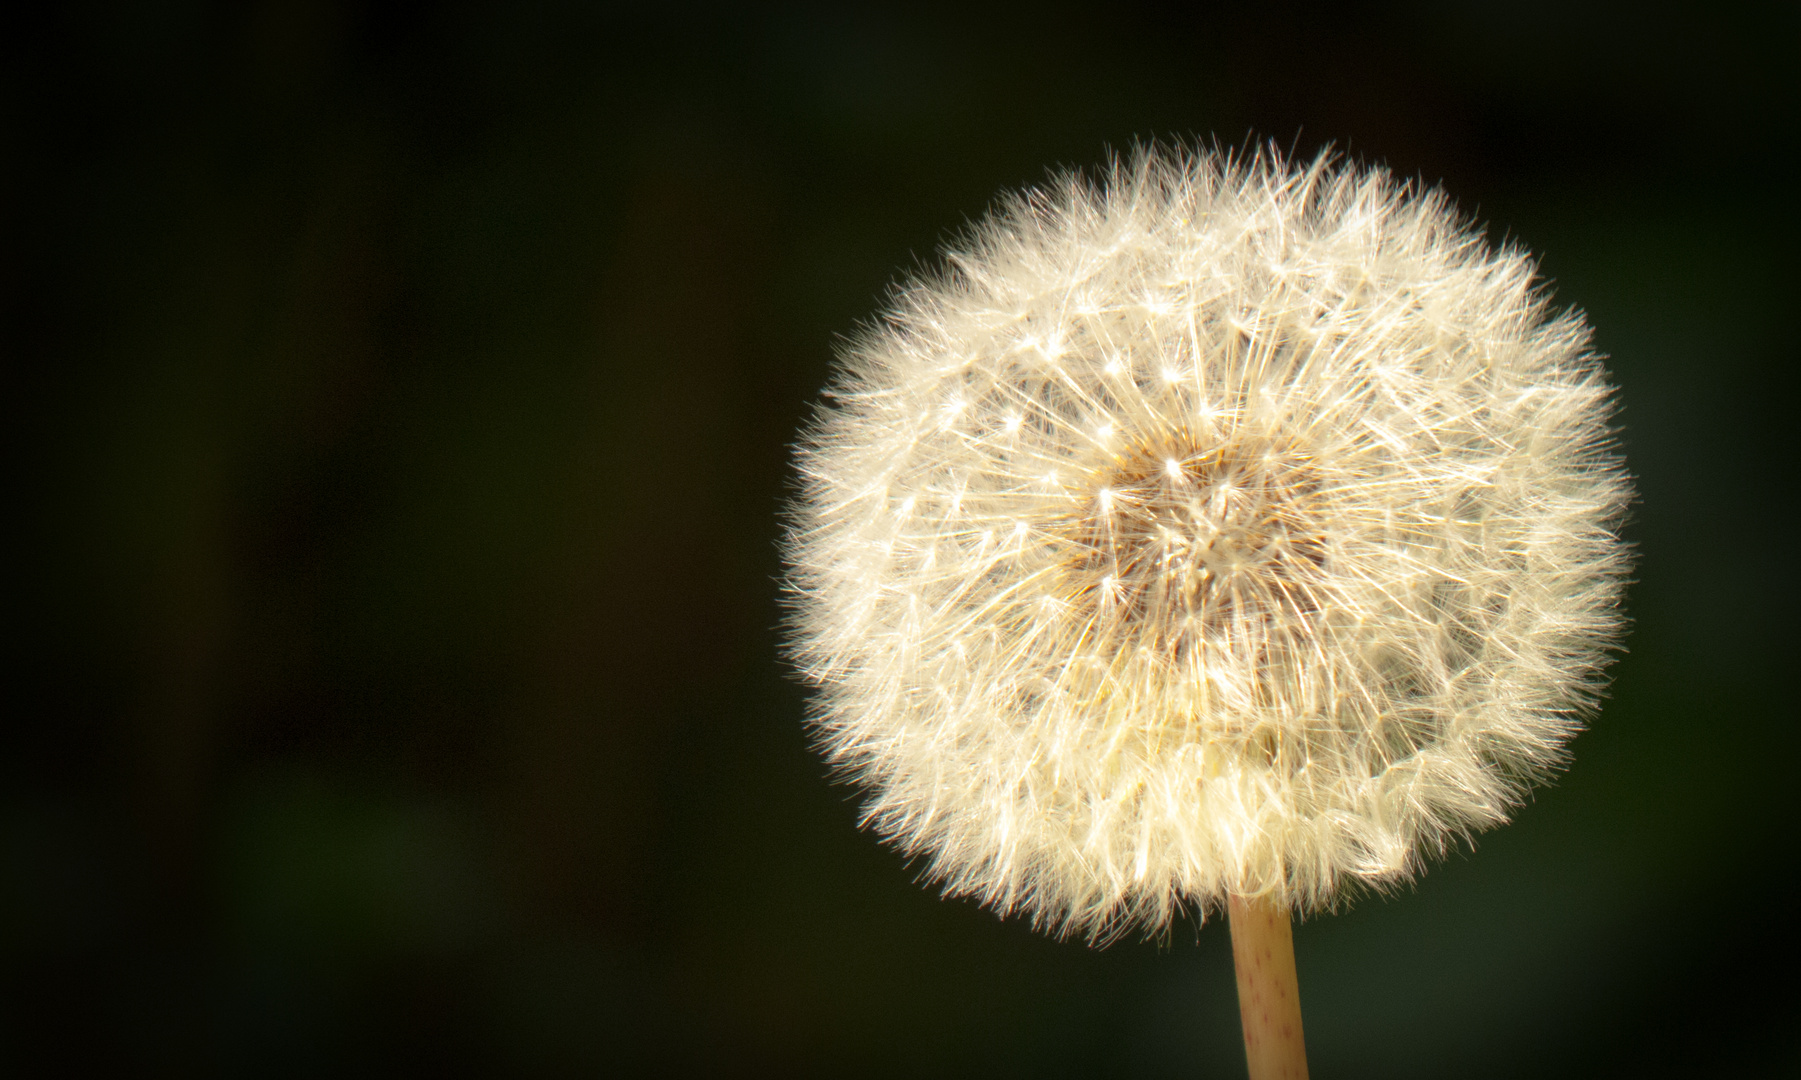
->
[[7, 2, 1797, 1075]]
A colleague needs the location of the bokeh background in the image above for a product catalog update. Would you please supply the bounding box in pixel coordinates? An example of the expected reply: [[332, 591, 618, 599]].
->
[[7, 2, 1797, 1075]]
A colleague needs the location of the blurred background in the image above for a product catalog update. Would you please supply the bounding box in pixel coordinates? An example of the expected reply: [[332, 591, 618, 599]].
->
[[5, 1, 1797, 1075]]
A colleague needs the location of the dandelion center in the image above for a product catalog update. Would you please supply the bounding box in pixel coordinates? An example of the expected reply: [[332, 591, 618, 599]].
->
[[1064, 435, 1327, 663]]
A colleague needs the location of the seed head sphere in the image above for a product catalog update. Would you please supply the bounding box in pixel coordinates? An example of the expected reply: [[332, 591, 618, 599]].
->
[[784, 147, 1631, 941]]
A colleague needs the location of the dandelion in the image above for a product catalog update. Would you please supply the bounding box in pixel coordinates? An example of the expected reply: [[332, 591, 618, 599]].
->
[[783, 145, 1630, 1074]]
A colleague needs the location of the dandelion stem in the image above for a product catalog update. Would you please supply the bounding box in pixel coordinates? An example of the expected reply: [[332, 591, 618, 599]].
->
[[1228, 893, 1309, 1080]]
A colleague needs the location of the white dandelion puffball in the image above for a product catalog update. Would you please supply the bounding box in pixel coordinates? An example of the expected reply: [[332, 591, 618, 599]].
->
[[784, 147, 1630, 941]]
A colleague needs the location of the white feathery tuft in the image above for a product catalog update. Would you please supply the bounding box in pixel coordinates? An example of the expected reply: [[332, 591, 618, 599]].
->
[[782, 145, 1631, 942]]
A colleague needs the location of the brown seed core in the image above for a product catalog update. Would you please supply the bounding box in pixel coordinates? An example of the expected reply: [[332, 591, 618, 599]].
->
[[1061, 434, 1329, 659]]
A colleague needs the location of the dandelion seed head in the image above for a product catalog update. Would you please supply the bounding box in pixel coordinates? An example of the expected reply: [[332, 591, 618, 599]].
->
[[783, 146, 1631, 941]]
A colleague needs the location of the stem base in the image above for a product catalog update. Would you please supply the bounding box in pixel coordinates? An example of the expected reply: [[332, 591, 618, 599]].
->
[[1228, 894, 1309, 1080]]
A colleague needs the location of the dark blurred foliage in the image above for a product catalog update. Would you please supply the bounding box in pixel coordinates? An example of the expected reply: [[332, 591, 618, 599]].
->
[[3, 1, 1797, 1075]]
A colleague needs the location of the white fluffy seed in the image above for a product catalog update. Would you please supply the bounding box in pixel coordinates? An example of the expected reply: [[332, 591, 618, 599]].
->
[[783, 145, 1632, 942]]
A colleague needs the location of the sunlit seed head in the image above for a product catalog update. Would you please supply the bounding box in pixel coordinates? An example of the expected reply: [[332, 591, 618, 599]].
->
[[783, 144, 1631, 942]]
